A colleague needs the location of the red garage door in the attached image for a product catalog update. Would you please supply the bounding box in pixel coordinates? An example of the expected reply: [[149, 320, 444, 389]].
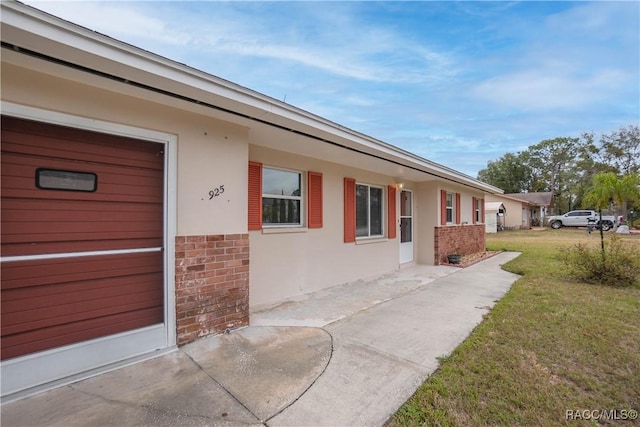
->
[[1, 115, 165, 361]]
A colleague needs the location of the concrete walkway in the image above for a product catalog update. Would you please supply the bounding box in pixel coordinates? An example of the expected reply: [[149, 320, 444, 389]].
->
[[1, 252, 521, 427]]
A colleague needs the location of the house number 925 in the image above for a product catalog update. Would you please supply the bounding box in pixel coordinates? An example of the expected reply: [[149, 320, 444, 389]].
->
[[209, 185, 225, 199]]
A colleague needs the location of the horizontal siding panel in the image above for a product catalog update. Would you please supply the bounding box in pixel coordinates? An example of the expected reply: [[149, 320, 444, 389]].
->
[[1, 117, 164, 171], [0, 239, 163, 257], [4, 221, 163, 236], [0, 131, 164, 167], [2, 198, 162, 213], [3, 208, 161, 224], [0, 138, 162, 170], [1, 156, 163, 202], [2, 286, 163, 335], [2, 273, 163, 312], [1, 308, 164, 361], [1, 252, 163, 290]]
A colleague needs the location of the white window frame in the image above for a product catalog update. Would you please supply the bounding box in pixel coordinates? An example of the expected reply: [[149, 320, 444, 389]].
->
[[475, 198, 482, 223], [356, 183, 385, 239], [262, 166, 304, 228], [446, 192, 455, 224]]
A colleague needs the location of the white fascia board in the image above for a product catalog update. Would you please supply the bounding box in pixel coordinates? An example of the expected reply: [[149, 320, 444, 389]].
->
[[1, 1, 502, 194]]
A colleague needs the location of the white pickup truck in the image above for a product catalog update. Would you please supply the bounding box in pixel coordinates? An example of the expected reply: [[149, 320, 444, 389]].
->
[[547, 210, 617, 231]]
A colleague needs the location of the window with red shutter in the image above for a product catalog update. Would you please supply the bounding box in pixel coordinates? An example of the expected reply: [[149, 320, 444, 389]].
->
[[388, 186, 397, 239], [440, 190, 447, 225], [472, 197, 477, 224], [308, 171, 323, 228], [344, 178, 356, 242], [248, 161, 263, 231]]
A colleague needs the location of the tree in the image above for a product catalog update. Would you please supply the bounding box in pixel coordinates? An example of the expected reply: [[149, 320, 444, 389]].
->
[[597, 125, 640, 176], [527, 137, 581, 212], [477, 125, 638, 214], [477, 152, 531, 193], [583, 172, 640, 259]]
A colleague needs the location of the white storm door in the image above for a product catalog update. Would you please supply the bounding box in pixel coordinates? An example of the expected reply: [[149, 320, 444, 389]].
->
[[399, 190, 413, 263]]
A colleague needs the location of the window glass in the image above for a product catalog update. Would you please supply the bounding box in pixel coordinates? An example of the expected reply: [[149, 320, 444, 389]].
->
[[262, 198, 300, 224], [263, 168, 300, 196], [446, 192, 454, 223], [36, 168, 97, 192], [356, 183, 384, 238], [370, 187, 383, 236], [356, 184, 369, 237], [262, 167, 302, 226]]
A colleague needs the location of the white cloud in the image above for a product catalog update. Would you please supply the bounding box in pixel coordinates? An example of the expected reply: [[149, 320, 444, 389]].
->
[[472, 68, 630, 111], [25, 1, 192, 45], [26, 1, 458, 84]]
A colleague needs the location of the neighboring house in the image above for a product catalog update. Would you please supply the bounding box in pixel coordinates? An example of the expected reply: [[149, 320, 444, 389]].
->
[[485, 202, 506, 233], [503, 192, 553, 225], [0, 2, 502, 398], [486, 192, 553, 229]]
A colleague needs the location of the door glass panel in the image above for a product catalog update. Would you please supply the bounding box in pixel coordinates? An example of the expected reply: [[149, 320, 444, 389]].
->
[[401, 190, 411, 216], [401, 218, 412, 243]]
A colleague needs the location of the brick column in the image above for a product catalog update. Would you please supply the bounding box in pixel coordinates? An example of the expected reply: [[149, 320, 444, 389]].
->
[[175, 234, 249, 345], [434, 225, 486, 265]]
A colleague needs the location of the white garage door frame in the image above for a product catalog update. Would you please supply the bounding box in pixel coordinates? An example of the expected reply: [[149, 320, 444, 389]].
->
[[0, 101, 177, 399]]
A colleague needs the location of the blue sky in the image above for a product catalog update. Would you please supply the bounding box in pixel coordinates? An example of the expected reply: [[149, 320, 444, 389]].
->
[[25, 1, 640, 177]]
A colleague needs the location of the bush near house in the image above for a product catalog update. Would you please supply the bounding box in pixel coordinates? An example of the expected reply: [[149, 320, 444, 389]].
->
[[390, 228, 640, 426], [559, 235, 640, 288]]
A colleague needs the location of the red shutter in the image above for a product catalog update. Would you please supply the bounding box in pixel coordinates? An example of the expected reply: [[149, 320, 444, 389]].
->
[[344, 178, 356, 243], [308, 171, 323, 228], [440, 190, 447, 225], [388, 186, 397, 239], [472, 197, 477, 224], [248, 161, 262, 231], [455, 193, 461, 224], [481, 199, 485, 223]]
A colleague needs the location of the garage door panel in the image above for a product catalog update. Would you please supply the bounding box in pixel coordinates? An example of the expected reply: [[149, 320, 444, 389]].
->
[[2, 286, 163, 335], [1, 252, 163, 290], [1, 154, 163, 202], [1, 135, 164, 170], [0, 239, 164, 257], [0, 162, 164, 197], [2, 198, 163, 213], [5, 221, 163, 236], [2, 273, 163, 312], [1, 116, 166, 363], [1, 307, 164, 361], [1, 118, 164, 171], [3, 207, 161, 224]]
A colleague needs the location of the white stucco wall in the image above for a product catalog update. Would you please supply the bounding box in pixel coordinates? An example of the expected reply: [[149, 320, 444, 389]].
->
[[248, 145, 404, 308], [1, 63, 249, 237], [2, 61, 492, 311]]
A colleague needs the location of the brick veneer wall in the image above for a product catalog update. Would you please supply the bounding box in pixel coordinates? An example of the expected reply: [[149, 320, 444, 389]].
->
[[434, 225, 486, 265], [175, 234, 249, 345]]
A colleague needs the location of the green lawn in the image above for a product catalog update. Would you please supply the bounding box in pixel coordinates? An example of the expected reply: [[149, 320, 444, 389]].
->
[[390, 228, 640, 426]]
